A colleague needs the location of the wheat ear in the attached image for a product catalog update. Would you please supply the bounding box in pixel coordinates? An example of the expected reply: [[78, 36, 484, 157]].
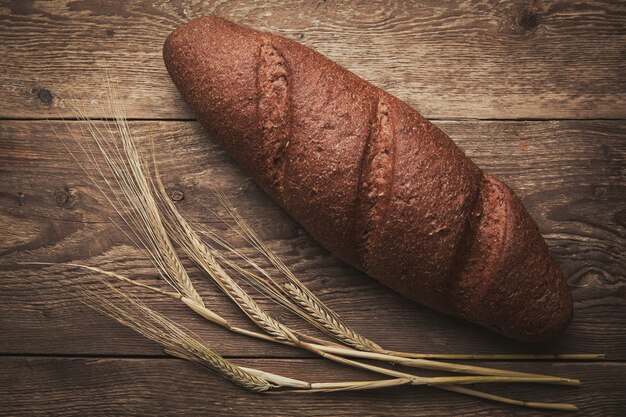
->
[[63, 87, 203, 307], [152, 172, 298, 344], [210, 189, 381, 352], [79, 277, 271, 392]]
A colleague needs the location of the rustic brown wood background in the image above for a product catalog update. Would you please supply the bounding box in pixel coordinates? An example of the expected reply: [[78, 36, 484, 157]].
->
[[1, 1, 625, 415]]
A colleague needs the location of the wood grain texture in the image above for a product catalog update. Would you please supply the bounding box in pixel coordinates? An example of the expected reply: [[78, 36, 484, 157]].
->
[[1, 0, 625, 119], [1, 2, 625, 415], [1, 120, 624, 358], [1, 357, 625, 416]]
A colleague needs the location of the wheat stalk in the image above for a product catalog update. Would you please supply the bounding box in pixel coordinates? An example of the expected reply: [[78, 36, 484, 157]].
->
[[49, 262, 575, 410], [47, 259, 576, 389], [45, 260, 579, 389], [74, 268, 579, 407], [74, 266, 577, 388]]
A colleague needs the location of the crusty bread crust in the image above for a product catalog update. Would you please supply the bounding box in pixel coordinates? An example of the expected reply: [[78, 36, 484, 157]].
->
[[163, 16, 573, 341]]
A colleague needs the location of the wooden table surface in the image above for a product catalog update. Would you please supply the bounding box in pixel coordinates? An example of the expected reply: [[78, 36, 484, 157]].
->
[[1, 1, 625, 415]]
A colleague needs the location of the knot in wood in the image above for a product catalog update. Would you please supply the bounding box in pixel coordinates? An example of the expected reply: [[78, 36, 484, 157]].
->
[[517, 8, 539, 31], [613, 208, 626, 228], [594, 187, 606, 198], [54, 189, 76, 208], [170, 189, 184, 202], [31, 87, 54, 104]]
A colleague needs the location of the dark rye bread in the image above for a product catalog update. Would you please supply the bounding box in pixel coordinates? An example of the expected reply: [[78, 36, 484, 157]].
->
[[163, 16, 573, 341]]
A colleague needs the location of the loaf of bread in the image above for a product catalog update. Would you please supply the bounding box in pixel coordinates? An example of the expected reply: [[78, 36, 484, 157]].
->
[[163, 16, 573, 342]]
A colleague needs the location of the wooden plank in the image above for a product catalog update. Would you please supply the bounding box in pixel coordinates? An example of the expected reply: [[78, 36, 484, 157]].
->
[[1, 0, 625, 119], [1, 119, 623, 357], [1, 357, 624, 416]]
